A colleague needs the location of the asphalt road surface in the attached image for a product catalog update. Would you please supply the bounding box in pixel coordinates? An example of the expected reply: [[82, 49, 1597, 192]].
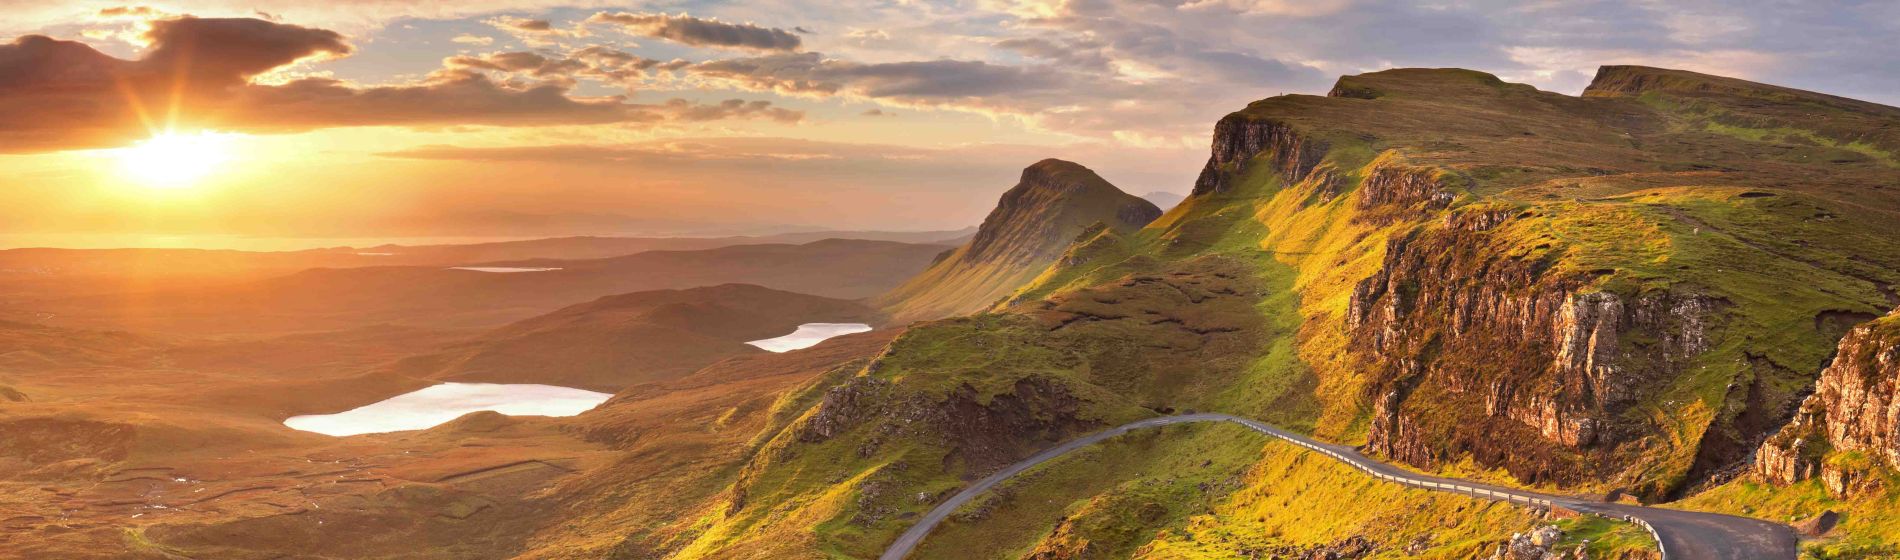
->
[[880, 413, 1798, 560]]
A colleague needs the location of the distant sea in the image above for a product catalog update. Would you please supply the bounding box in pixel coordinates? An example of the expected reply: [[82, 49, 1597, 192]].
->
[[0, 234, 545, 252]]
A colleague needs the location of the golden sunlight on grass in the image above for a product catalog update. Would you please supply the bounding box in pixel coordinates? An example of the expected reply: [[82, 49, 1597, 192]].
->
[[115, 131, 236, 189]]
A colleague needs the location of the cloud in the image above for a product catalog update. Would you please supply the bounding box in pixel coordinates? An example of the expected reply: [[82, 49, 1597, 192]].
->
[[491, 16, 552, 32], [661, 98, 803, 123], [485, 14, 587, 46], [450, 34, 493, 46], [141, 16, 353, 85], [0, 17, 786, 153], [588, 11, 801, 51], [224, 71, 646, 130], [443, 47, 688, 89], [686, 52, 1065, 100], [96, 5, 162, 18], [0, 17, 351, 151]]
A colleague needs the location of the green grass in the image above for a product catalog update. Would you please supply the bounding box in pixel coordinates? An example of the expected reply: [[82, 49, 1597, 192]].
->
[[912, 423, 1267, 559], [914, 423, 1656, 559], [665, 68, 1900, 557], [1683, 473, 1900, 559], [1136, 439, 1654, 559]]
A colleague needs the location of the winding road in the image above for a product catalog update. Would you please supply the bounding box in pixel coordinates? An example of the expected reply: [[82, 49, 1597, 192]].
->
[[879, 413, 1797, 560]]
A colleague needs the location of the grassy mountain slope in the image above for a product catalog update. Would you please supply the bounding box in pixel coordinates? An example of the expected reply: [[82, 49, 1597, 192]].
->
[[875, 159, 1161, 323], [603, 65, 1900, 558]]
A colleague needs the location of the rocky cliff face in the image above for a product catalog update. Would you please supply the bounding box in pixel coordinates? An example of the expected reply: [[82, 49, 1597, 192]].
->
[[1351, 207, 1723, 486], [1313, 147, 1729, 487], [1173, 66, 1900, 498], [1192, 114, 1325, 196], [875, 159, 1161, 322], [1757, 312, 1900, 495]]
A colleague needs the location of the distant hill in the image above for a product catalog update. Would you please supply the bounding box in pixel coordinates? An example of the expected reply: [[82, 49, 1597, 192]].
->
[[874, 159, 1162, 322], [422, 284, 881, 392], [1140, 191, 1186, 210], [28, 239, 946, 335], [0, 228, 975, 299]]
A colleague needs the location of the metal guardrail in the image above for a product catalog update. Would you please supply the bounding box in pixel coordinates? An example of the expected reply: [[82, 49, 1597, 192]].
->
[[1622, 515, 1671, 560]]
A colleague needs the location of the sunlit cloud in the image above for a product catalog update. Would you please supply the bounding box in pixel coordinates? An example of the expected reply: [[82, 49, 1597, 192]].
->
[[450, 33, 494, 46], [587, 11, 803, 52]]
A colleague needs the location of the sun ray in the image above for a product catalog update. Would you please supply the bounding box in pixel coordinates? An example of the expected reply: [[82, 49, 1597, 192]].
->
[[114, 131, 235, 189]]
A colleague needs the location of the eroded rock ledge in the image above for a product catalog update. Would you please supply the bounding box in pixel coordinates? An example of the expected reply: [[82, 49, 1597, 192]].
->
[[1757, 311, 1900, 496]]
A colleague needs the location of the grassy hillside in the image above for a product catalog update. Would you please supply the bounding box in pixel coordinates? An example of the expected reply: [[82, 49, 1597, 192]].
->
[[913, 424, 1655, 559], [425, 283, 881, 391], [630, 65, 1900, 558]]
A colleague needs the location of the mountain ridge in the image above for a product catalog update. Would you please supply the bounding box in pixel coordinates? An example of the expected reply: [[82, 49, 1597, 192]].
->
[[874, 158, 1161, 322]]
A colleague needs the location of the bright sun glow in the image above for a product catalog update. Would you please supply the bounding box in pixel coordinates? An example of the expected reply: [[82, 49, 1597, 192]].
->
[[115, 131, 236, 189]]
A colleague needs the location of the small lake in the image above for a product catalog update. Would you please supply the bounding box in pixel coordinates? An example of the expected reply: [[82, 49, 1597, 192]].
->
[[746, 323, 874, 353], [448, 266, 564, 273], [283, 382, 613, 437]]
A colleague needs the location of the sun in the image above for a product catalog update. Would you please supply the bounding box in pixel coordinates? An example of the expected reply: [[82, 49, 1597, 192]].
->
[[115, 131, 236, 189]]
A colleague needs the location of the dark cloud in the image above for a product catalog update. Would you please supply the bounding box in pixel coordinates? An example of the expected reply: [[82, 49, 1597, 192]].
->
[[0, 18, 786, 153], [141, 16, 352, 86], [494, 17, 552, 32], [688, 52, 1063, 99], [588, 12, 801, 51], [226, 71, 644, 129], [662, 98, 803, 123]]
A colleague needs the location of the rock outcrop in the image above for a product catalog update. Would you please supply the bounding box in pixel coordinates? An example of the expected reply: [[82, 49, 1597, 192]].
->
[[1757, 311, 1900, 495], [1351, 212, 1723, 487], [875, 159, 1161, 322], [1191, 114, 1325, 196]]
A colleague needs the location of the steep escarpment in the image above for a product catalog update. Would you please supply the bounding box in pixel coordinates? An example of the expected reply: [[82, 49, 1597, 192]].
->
[[422, 283, 880, 392], [1191, 114, 1326, 196], [1355, 215, 1724, 487], [1757, 311, 1900, 496], [875, 159, 1161, 322], [1178, 66, 1900, 500]]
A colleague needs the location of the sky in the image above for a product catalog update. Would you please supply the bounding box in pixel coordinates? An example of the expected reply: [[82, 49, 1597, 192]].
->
[[0, 0, 1895, 246]]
